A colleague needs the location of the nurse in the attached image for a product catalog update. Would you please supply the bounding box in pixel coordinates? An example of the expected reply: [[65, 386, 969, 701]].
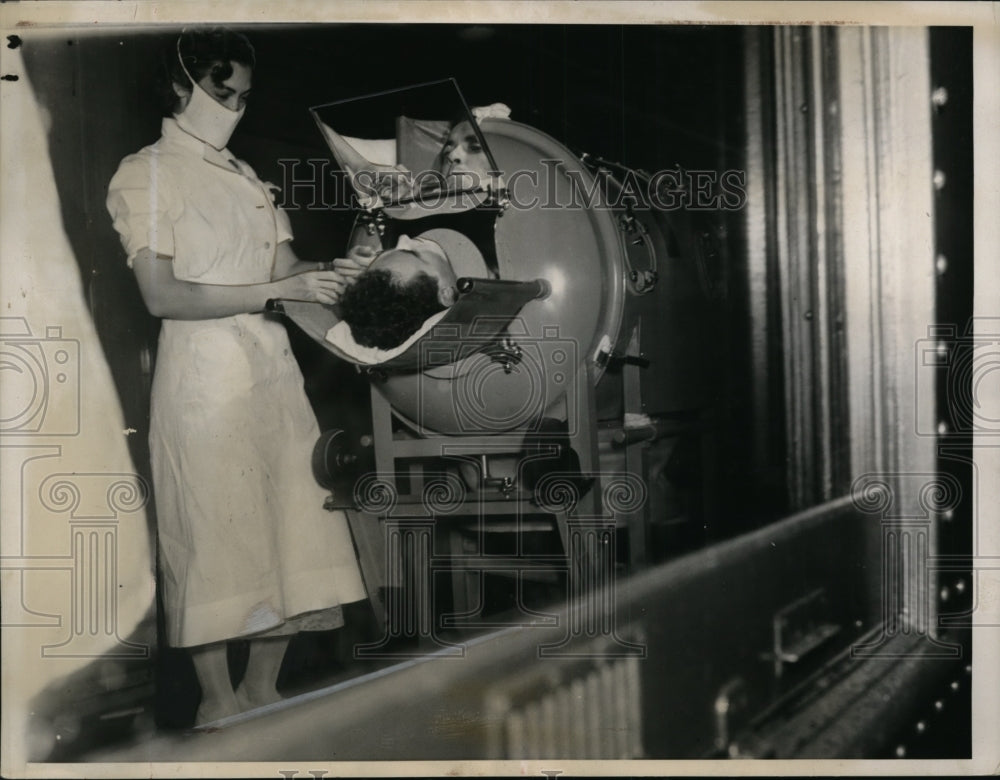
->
[[106, 27, 367, 726]]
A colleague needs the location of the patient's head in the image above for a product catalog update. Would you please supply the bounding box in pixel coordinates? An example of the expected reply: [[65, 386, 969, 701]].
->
[[339, 235, 457, 350]]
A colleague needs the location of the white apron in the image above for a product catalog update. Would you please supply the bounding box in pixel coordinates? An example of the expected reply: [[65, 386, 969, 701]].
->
[[108, 119, 366, 647]]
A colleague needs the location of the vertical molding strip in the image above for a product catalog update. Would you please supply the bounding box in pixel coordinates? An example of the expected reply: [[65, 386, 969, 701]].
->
[[744, 29, 770, 473], [773, 27, 796, 507], [774, 26, 828, 511], [820, 28, 851, 498], [838, 26, 883, 480], [810, 25, 833, 502]]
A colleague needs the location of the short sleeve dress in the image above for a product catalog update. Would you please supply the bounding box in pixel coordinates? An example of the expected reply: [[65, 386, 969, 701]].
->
[[107, 118, 366, 648]]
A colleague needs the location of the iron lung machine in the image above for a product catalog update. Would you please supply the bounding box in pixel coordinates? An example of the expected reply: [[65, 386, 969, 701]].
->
[[274, 81, 722, 627]]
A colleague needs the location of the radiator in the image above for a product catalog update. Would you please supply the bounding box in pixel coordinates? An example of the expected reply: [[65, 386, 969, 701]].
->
[[484, 651, 643, 759]]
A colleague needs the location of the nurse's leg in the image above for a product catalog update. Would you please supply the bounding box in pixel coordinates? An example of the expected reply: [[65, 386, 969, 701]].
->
[[236, 636, 290, 710], [190, 642, 240, 725]]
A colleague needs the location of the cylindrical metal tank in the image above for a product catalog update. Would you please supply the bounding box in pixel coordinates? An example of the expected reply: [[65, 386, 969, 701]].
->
[[343, 118, 716, 435]]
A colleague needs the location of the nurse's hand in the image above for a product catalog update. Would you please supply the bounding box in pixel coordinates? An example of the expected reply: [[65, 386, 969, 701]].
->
[[275, 269, 346, 305], [331, 245, 378, 284]]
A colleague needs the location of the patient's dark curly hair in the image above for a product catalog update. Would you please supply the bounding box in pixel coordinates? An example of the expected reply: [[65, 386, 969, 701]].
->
[[339, 269, 446, 350], [159, 27, 256, 116]]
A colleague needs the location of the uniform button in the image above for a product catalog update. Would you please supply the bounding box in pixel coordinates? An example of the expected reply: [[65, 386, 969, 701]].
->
[[264, 241, 272, 249]]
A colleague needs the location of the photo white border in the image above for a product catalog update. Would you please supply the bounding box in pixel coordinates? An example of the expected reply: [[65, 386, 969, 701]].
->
[[1, 1, 997, 777]]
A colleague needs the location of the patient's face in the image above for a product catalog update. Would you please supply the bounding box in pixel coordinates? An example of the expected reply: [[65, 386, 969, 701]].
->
[[438, 120, 491, 183], [369, 235, 457, 304]]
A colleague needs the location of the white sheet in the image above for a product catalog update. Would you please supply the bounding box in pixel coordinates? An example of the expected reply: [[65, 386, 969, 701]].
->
[[325, 309, 450, 365]]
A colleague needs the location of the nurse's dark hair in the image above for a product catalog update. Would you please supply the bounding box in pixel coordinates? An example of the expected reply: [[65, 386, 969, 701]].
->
[[339, 269, 446, 350], [158, 27, 255, 116]]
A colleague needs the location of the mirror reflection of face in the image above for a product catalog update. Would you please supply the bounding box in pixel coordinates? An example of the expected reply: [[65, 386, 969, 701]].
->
[[368, 235, 457, 305], [438, 120, 491, 182]]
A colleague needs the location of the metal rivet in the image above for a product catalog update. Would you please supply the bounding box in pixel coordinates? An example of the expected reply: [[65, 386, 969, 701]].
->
[[936, 341, 948, 356], [940, 586, 950, 602], [804, 310, 813, 320], [943, 508, 955, 521], [933, 170, 947, 190], [955, 579, 966, 594], [931, 87, 949, 107], [937, 421, 949, 435], [934, 700, 944, 712], [854, 620, 864, 629], [895, 745, 907, 758], [916, 720, 926, 733], [935, 254, 948, 274], [950, 680, 960, 692], [965, 664, 972, 674]]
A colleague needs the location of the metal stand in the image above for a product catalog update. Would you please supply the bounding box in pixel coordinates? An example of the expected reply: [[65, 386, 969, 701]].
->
[[341, 363, 603, 644]]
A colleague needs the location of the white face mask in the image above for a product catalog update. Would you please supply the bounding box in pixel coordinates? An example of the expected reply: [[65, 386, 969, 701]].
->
[[174, 43, 245, 150]]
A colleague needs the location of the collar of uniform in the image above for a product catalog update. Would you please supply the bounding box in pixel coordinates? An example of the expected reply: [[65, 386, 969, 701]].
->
[[161, 117, 240, 173]]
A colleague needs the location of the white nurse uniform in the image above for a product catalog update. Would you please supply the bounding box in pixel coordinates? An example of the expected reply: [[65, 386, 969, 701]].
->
[[107, 118, 366, 648]]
